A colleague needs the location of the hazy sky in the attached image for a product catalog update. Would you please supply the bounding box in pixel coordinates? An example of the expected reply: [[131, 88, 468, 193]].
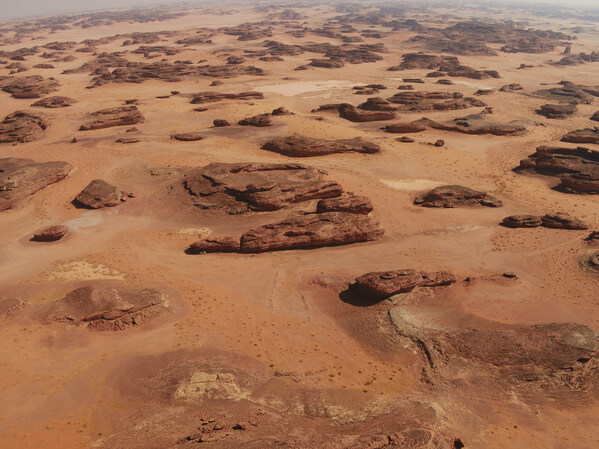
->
[[0, 0, 189, 20], [1, 0, 598, 21]]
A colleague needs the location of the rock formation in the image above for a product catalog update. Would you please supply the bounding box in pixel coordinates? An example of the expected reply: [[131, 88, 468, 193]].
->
[[0, 110, 49, 143], [32, 225, 69, 241], [262, 135, 380, 157], [74, 179, 125, 208], [79, 106, 144, 130], [414, 185, 502, 208], [516, 146, 599, 194]]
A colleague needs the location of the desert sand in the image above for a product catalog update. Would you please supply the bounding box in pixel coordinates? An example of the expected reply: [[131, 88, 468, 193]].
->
[[1, 1, 599, 448]]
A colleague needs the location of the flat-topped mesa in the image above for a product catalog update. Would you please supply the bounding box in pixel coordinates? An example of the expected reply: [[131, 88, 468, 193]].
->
[[183, 162, 344, 213], [189, 91, 264, 104], [516, 145, 599, 194], [188, 212, 384, 254], [382, 114, 527, 136], [386, 91, 486, 112], [351, 269, 457, 301], [0, 158, 73, 211], [74, 179, 127, 209], [387, 53, 500, 79], [0, 110, 49, 144], [79, 106, 144, 131], [262, 135, 380, 157], [414, 185, 503, 208], [38, 285, 168, 331], [0, 74, 59, 98]]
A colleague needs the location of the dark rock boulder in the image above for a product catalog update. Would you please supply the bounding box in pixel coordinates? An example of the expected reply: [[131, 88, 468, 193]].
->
[[238, 113, 272, 127], [32, 225, 69, 241], [501, 215, 542, 228], [213, 119, 230, 127], [74, 179, 124, 209]]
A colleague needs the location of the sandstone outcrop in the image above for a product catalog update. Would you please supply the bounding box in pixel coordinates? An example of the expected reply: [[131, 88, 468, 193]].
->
[[516, 146, 599, 194], [0, 74, 59, 98], [351, 269, 457, 301], [79, 106, 144, 130], [74, 179, 125, 209], [189, 212, 383, 253], [0, 110, 49, 143], [537, 103, 576, 119], [0, 158, 72, 211], [38, 285, 167, 330], [32, 225, 69, 241], [262, 135, 380, 157], [189, 91, 264, 104], [316, 193, 373, 214], [238, 113, 272, 127], [382, 114, 527, 136], [562, 128, 599, 145], [30, 96, 76, 108], [414, 185, 502, 208]]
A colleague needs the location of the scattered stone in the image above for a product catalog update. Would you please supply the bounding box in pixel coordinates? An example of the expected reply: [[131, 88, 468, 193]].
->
[[414, 185, 502, 208], [271, 107, 292, 116], [433, 139, 444, 147], [397, 137, 415, 143], [115, 137, 139, 144]]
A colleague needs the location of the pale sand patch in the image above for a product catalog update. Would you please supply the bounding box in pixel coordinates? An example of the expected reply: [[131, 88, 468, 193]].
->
[[177, 227, 212, 238], [63, 211, 106, 230], [45, 261, 125, 281], [381, 179, 445, 191], [254, 80, 361, 96]]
